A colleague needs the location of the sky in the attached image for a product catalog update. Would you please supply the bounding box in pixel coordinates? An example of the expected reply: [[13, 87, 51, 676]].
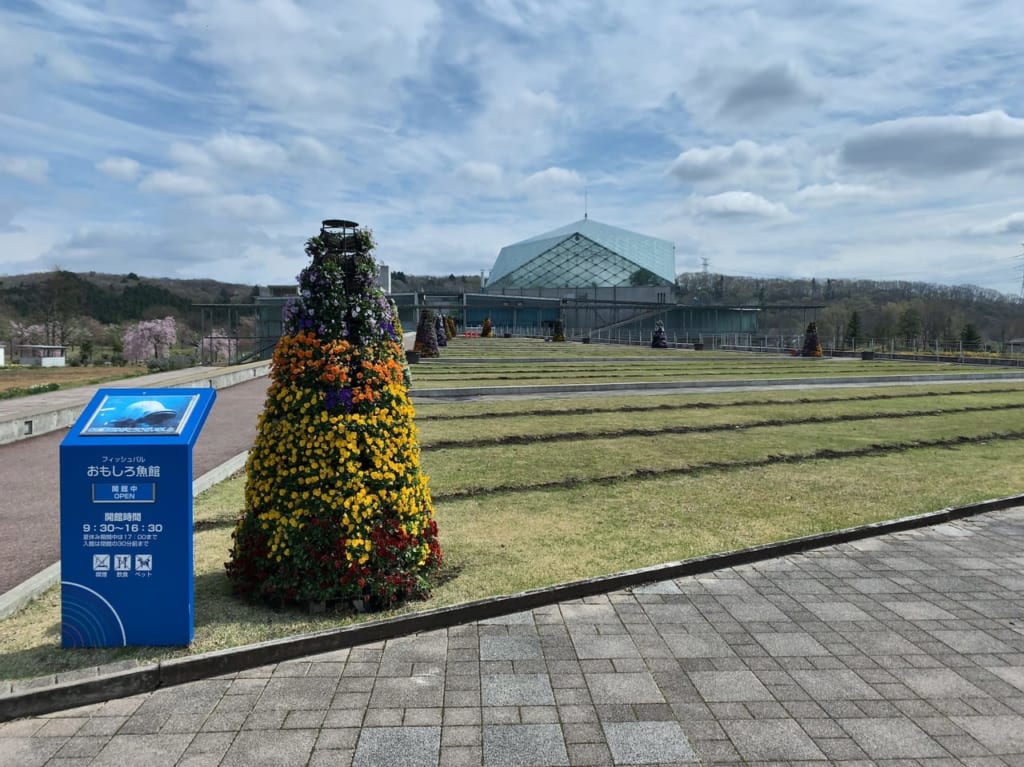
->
[[3, 1, 1024, 296]]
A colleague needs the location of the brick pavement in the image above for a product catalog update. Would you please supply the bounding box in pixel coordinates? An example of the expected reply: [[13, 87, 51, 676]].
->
[[4, 507, 1024, 765]]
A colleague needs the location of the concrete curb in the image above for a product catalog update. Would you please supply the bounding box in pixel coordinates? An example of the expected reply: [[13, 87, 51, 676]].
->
[[0, 453, 250, 621], [410, 371, 1024, 399], [3, 491, 1021, 722]]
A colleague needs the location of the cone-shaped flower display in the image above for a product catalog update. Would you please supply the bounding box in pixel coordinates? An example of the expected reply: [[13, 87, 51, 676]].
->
[[226, 222, 441, 608], [481, 317, 493, 337], [434, 314, 447, 347], [413, 309, 440, 358], [800, 321, 823, 357]]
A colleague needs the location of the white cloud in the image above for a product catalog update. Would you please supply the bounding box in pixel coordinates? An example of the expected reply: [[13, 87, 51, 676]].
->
[[963, 212, 1024, 237], [669, 140, 791, 186], [793, 183, 887, 206], [691, 191, 790, 219], [288, 136, 333, 165], [96, 157, 141, 182], [205, 133, 288, 170], [206, 194, 286, 221], [456, 161, 503, 187], [518, 167, 584, 196], [841, 110, 1024, 177], [138, 171, 215, 196], [0, 156, 49, 184]]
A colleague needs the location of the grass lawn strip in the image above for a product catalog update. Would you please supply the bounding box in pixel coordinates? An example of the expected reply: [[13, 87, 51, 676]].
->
[[415, 385, 1024, 421], [4, 436, 1024, 681]]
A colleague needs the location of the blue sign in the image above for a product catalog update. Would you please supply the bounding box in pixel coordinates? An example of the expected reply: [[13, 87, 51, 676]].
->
[[60, 387, 216, 647]]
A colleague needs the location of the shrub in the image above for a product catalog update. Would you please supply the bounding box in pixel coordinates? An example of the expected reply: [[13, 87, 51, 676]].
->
[[226, 224, 441, 609]]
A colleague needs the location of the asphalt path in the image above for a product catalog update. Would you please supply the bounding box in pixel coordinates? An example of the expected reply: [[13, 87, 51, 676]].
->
[[0, 376, 270, 595]]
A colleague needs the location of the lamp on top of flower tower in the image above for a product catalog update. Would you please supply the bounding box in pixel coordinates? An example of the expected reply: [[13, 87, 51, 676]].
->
[[320, 219, 361, 263]]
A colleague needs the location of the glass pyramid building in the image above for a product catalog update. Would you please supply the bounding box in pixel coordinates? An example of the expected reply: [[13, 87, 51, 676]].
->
[[487, 218, 676, 289]]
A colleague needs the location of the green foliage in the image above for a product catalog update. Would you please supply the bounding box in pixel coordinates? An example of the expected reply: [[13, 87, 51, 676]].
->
[[961, 323, 983, 350], [0, 382, 60, 400], [846, 310, 861, 343], [628, 268, 663, 287]]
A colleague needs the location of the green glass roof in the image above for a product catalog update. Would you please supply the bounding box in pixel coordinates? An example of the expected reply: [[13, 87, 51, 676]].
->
[[488, 218, 676, 288]]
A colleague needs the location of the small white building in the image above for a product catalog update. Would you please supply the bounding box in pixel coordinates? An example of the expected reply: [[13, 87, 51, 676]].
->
[[17, 344, 67, 367]]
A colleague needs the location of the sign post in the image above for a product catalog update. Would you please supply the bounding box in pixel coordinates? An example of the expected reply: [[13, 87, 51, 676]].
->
[[59, 388, 216, 647]]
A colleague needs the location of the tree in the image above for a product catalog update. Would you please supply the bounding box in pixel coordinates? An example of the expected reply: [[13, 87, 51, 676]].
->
[[846, 311, 861, 346], [122, 317, 176, 362], [201, 328, 232, 363], [896, 305, 923, 345], [226, 223, 440, 608], [629, 268, 662, 287], [960, 323, 983, 351]]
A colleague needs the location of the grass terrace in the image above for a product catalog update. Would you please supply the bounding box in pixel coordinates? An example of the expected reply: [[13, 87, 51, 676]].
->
[[3, 339, 1024, 680], [408, 337, 1014, 390]]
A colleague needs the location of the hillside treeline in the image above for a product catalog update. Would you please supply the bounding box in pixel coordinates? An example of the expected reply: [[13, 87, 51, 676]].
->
[[3, 268, 1021, 353], [676, 273, 1024, 349]]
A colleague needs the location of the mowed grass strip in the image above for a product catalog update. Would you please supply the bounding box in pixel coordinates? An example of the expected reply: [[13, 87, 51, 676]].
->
[[414, 384, 1024, 420], [3, 372, 1024, 680], [411, 385, 1024, 421], [415, 391, 1024, 446], [420, 405, 1024, 496]]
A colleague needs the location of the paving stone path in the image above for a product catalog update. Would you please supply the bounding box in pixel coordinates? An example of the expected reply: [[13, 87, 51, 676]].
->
[[4, 507, 1024, 766]]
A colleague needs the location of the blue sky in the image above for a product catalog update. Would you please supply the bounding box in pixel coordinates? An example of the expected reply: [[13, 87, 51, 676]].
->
[[3, 1, 1024, 295]]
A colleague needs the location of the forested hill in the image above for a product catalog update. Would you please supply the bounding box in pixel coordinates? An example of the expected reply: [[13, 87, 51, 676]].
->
[[0, 270, 254, 327], [2, 269, 1022, 349], [675, 272, 1024, 346]]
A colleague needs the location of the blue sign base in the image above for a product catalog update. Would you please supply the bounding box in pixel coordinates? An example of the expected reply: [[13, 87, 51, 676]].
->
[[60, 388, 216, 647]]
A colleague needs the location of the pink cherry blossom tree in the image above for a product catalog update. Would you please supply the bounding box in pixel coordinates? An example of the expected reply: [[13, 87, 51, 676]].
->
[[122, 317, 177, 362]]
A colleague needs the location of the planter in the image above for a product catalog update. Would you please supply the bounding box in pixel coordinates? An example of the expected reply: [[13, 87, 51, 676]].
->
[[692, 342, 704, 351], [405, 350, 420, 364], [581, 337, 591, 344], [861, 350, 875, 360]]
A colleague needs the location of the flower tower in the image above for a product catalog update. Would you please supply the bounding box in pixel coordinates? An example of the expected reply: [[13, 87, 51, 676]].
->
[[800, 321, 823, 357], [434, 314, 447, 347], [226, 220, 441, 608], [414, 309, 440, 358], [445, 315, 457, 339], [481, 316, 493, 337], [552, 320, 566, 342]]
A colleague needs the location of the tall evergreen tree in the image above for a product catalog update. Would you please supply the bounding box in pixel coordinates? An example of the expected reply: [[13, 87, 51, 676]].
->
[[845, 311, 861, 345]]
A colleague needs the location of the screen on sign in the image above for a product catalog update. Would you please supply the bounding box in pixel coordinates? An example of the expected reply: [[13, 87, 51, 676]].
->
[[81, 393, 201, 436]]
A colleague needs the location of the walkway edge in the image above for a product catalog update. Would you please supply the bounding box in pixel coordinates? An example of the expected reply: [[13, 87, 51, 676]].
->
[[3, 491, 1022, 722]]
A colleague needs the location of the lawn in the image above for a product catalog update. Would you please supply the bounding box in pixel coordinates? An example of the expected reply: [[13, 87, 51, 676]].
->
[[2, 344, 1024, 681], [0, 364, 148, 395]]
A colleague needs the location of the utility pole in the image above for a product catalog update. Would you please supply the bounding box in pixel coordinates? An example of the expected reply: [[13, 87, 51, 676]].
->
[[1018, 243, 1024, 299]]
